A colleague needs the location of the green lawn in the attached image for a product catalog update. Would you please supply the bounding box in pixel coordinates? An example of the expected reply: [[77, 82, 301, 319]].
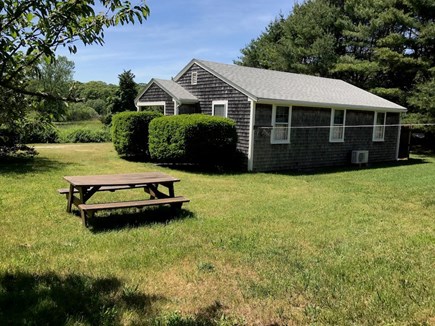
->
[[0, 143, 434, 325]]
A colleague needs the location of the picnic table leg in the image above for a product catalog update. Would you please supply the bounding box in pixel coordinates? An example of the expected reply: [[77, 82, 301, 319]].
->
[[67, 184, 74, 212], [168, 183, 175, 197]]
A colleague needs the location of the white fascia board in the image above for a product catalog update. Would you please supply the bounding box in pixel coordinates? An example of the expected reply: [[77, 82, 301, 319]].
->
[[136, 101, 166, 107], [173, 59, 258, 102], [256, 98, 407, 113], [247, 99, 256, 172]]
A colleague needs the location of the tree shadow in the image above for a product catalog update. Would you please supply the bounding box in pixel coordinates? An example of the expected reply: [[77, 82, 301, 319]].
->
[[0, 271, 166, 325], [80, 207, 195, 233], [0, 157, 69, 175]]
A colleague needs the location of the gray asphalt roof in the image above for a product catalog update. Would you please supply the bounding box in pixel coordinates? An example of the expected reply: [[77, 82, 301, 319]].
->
[[192, 59, 406, 112]]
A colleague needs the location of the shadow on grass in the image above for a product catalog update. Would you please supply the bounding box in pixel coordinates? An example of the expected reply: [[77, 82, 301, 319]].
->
[[157, 157, 431, 177], [0, 272, 166, 325], [0, 157, 68, 175], [276, 157, 430, 176], [81, 207, 195, 233], [155, 162, 247, 176]]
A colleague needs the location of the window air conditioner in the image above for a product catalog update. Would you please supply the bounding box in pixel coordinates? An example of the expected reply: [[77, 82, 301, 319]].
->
[[351, 150, 369, 164]]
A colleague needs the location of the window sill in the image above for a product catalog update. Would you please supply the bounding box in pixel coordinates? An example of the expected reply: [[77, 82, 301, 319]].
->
[[271, 140, 290, 145]]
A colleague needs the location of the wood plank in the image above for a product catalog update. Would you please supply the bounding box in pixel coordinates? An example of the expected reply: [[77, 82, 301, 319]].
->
[[64, 172, 180, 187], [58, 184, 151, 194], [78, 196, 189, 211]]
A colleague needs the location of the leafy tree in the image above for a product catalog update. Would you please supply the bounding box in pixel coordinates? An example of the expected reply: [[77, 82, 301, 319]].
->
[[29, 56, 75, 121], [0, 0, 149, 99], [111, 70, 138, 113], [0, 0, 149, 156]]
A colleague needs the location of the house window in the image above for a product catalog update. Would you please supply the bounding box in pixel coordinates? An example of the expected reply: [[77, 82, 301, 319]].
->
[[191, 71, 198, 85], [329, 109, 346, 142], [271, 105, 291, 144], [212, 100, 228, 117], [373, 112, 386, 141]]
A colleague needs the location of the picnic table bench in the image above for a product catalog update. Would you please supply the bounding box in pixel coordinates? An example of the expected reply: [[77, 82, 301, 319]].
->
[[60, 172, 189, 227]]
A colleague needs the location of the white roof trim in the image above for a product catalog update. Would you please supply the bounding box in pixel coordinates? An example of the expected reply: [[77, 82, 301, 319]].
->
[[256, 98, 406, 112]]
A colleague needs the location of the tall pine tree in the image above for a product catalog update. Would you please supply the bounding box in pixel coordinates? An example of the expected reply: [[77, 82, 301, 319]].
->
[[112, 70, 137, 113]]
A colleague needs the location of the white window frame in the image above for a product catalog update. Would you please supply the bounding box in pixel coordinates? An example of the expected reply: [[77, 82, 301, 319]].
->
[[191, 71, 198, 85], [271, 105, 292, 144], [329, 109, 346, 142], [373, 111, 387, 142], [212, 100, 228, 118], [136, 101, 166, 115]]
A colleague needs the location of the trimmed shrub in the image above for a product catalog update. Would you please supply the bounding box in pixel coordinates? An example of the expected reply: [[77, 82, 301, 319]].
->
[[149, 114, 238, 166], [62, 128, 111, 143], [111, 110, 162, 159]]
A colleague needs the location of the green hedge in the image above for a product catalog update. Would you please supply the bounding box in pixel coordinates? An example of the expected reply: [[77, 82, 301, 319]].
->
[[112, 111, 162, 159], [62, 128, 111, 143], [149, 114, 238, 165]]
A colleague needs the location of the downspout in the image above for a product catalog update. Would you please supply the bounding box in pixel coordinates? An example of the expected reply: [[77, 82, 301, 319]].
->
[[173, 99, 179, 115], [248, 99, 256, 171], [396, 113, 402, 160]]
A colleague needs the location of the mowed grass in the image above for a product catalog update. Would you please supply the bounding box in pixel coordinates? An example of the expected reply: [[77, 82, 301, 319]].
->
[[0, 143, 434, 325]]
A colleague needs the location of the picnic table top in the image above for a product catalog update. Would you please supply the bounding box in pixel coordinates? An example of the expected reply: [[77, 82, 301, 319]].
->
[[64, 172, 180, 187]]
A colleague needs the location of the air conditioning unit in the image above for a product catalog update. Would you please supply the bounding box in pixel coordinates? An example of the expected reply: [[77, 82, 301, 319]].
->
[[351, 150, 369, 164]]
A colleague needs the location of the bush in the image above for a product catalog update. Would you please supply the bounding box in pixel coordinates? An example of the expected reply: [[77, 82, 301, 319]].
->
[[100, 113, 113, 126], [64, 103, 99, 122], [111, 110, 163, 159], [149, 114, 238, 166], [62, 128, 111, 143], [22, 119, 60, 143]]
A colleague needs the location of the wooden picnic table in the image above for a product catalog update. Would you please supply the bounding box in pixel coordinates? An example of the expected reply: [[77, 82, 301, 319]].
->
[[60, 172, 189, 227]]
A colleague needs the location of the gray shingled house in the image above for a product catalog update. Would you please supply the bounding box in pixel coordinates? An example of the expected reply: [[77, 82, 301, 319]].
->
[[135, 59, 407, 172]]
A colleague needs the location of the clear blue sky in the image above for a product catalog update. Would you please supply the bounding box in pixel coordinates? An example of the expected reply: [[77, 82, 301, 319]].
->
[[57, 0, 295, 84]]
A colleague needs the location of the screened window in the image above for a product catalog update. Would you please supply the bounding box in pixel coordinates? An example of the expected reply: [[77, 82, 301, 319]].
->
[[373, 112, 386, 141], [330, 109, 346, 142], [271, 106, 291, 144], [212, 100, 228, 117]]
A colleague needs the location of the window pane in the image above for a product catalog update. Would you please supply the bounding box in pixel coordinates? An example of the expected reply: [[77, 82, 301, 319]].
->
[[334, 110, 344, 125], [213, 104, 226, 117], [276, 106, 289, 123], [376, 112, 385, 125], [273, 125, 289, 141], [331, 126, 344, 140], [374, 126, 384, 139]]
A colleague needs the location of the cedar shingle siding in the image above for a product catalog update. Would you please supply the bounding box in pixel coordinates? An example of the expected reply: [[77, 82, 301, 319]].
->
[[138, 83, 174, 115], [176, 64, 251, 155], [253, 104, 400, 171]]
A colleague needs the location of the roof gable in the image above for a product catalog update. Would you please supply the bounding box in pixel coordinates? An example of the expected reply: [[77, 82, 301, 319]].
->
[[174, 59, 406, 112], [135, 78, 198, 104]]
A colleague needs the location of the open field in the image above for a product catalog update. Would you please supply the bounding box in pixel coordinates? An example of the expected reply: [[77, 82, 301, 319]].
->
[[0, 143, 434, 325]]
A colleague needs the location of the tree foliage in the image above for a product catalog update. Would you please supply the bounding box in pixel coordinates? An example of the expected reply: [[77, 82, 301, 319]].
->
[[29, 55, 75, 120], [0, 0, 149, 99], [237, 0, 435, 118], [111, 70, 137, 113], [0, 0, 148, 157]]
